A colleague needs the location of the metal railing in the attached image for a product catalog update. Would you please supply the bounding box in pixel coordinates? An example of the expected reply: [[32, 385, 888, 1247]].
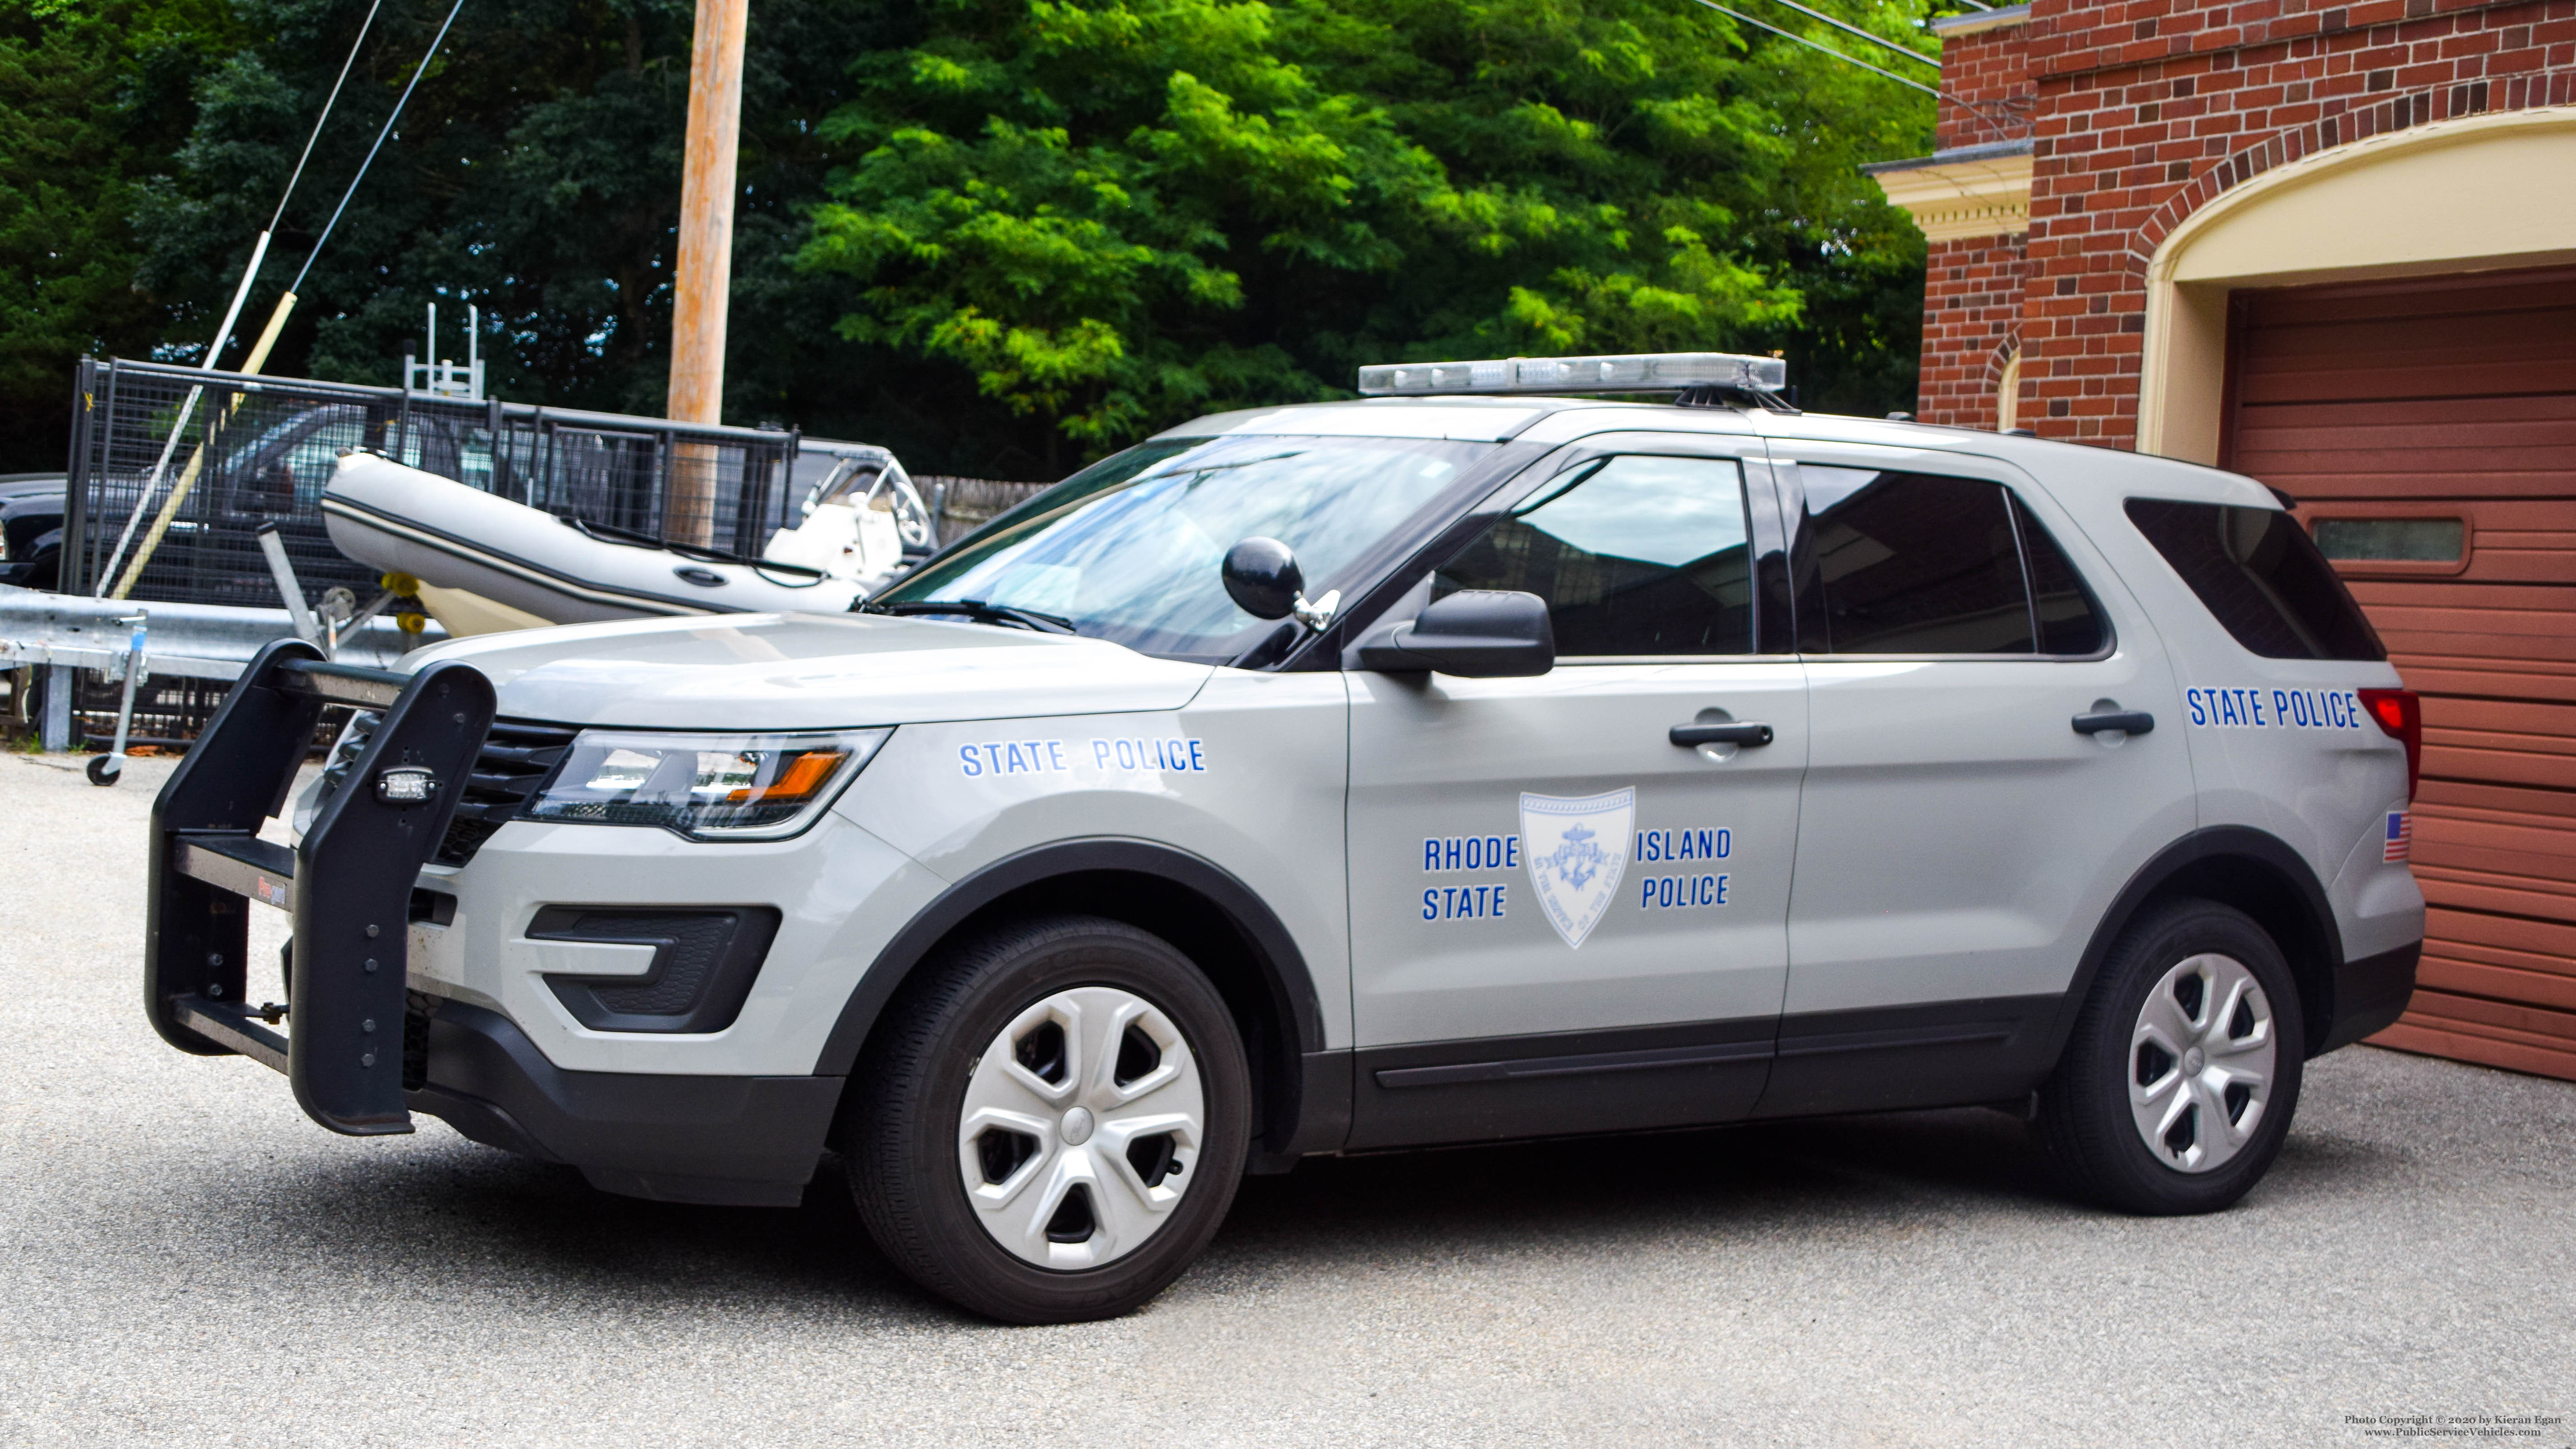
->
[[64, 358, 800, 609], [2, 583, 440, 752], [918, 475, 1055, 542], [18, 359, 1062, 755]]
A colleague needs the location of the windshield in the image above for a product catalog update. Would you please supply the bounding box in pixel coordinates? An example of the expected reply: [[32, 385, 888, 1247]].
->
[[872, 433, 1499, 660]]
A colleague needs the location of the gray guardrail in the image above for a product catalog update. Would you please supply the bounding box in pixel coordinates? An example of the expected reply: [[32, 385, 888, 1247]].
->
[[3, 584, 449, 751], [2, 584, 441, 679]]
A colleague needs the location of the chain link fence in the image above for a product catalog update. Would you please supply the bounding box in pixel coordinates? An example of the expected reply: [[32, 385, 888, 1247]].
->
[[64, 358, 802, 608], [918, 475, 1056, 542], [17, 359, 1064, 753]]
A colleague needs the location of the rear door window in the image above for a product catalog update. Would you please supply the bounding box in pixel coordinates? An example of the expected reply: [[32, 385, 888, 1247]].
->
[[1791, 466, 2106, 656], [2124, 498, 2386, 661]]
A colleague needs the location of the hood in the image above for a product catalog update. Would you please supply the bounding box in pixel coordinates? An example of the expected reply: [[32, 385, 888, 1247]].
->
[[406, 611, 1215, 729]]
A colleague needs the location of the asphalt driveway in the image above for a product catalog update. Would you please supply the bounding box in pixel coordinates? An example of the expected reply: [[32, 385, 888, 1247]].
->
[[2, 751, 2568, 1447]]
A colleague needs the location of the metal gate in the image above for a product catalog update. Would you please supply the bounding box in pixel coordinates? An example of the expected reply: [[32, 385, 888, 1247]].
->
[[64, 358, 799, 608]]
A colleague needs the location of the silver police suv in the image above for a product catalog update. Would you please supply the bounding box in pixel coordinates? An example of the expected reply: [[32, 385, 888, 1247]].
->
[[142, 353, 2425, 1323]]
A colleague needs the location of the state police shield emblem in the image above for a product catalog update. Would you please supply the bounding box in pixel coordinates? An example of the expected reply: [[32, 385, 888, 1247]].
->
[[1520, 787, 1635, 949]]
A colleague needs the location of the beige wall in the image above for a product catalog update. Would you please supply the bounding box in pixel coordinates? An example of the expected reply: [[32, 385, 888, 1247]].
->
[[2138, 107, 2576, 465]]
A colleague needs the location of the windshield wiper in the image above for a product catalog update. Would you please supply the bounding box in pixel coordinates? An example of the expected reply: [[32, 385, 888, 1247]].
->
[[867, 598, 1079, 635]]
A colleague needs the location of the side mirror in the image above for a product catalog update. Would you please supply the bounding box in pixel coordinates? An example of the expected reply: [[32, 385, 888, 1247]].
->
[[1222, 537, 1339, 631], [1221, 537, 1302, 619], [1357, 590, 1555, 677]]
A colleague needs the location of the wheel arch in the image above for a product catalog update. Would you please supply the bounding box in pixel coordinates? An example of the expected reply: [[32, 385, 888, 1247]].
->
[[2049, 826, 2346, 1062], [813, 839, 1336, 1162]]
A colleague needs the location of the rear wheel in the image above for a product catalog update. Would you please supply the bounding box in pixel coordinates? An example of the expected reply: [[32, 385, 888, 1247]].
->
[[847, 914, 1250, 1323], [2041, 898, 2305, 1214]]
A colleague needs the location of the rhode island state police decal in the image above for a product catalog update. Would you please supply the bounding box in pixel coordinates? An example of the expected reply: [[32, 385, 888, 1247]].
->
[[1519, 788, 1635, 949]]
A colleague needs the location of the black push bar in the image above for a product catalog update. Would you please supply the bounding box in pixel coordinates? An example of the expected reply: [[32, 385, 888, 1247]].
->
[[145, 639, 496, 1135]]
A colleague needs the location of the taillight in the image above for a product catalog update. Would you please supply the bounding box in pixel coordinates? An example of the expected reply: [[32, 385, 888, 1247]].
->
[[2358, 687, 2421, 800]]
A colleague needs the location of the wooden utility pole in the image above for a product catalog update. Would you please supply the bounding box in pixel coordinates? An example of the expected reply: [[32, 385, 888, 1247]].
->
[[665, 0, 749, 546]]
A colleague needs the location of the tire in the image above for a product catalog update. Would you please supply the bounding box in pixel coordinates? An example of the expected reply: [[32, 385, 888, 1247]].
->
[[86, 754, 121, 786], [846, 913, 1252, 1324], [2040, 897, 2306, 1214]]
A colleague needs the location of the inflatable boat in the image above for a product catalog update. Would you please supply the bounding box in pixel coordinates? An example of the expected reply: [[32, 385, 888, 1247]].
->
[[321, 452, 866, 632], [767, 440, 939, 583]]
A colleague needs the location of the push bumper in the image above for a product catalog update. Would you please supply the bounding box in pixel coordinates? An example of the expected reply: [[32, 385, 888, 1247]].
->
[[145, 641, 496, 1134], [408, 998, 842, 1206], [146, 640, 850, 1205], [2320, 940, 2421, 1054]]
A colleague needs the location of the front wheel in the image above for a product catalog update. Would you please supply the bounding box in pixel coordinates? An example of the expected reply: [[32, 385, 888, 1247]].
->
[[2040, 898, 2306, 1214], [847, 914, 1251, 1323]]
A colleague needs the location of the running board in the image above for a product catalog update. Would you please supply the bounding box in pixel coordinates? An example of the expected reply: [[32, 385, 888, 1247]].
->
[[144, 639, 496, 1136]]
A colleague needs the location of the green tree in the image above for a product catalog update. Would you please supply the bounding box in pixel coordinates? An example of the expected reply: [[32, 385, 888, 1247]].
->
[[8, 0, 1935, 479], [800, 0, 1936, 469], [83, 0, 895, 439], [0, 0, 235, 472]]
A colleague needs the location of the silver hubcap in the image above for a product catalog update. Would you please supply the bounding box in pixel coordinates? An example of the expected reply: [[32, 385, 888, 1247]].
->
[[957, 986, 1205, 1270], [2130, 952, 2277, 1173]]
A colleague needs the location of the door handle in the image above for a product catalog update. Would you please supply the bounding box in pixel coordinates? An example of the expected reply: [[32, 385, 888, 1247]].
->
[[2072, 709, 2155, 736], [1671, 722, 1774, 747]]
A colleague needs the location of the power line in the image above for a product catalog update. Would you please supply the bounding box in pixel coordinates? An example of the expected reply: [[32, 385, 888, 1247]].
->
[[1689, 0, 1938, 95], [93, 1, 394, 594], [1748, 0, 1939, 69], [290, 0, 470, 294], [1685, 0, 2021, 139]]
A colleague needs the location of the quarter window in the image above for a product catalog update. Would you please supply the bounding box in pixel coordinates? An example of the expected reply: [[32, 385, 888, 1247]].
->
[[1434, 455, 1754, 656], [2125, 499, 2387, 661]]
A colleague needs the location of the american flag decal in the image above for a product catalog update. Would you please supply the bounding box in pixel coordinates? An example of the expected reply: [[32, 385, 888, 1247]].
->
[[2383, 811, 2412, 863]]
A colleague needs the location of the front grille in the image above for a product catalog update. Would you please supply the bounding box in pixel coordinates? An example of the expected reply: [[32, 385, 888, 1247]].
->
[[312, 709, 381, 805], [305, 715, 576, 865], [435, 719, 580, 865]]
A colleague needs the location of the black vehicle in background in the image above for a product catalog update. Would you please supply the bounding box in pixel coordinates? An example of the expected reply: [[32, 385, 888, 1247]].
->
[[0, 396, 357, 594], [0, 473, 66, 591]]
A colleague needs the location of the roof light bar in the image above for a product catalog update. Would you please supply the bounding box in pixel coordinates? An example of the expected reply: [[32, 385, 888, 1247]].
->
[[1356, 351, 1787, 398]]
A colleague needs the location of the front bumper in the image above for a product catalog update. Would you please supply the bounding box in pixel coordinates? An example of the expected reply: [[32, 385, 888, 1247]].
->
[[144, 644, 937, 1196], [412, 809, 940, 1079], [410, 997, 842, 1205]]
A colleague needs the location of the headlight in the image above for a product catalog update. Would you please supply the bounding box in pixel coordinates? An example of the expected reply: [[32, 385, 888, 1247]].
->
[[525, 728, 891, 840]]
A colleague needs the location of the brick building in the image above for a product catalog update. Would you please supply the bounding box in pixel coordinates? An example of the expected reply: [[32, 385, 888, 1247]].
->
[[1869, 0, 2576, 1080]]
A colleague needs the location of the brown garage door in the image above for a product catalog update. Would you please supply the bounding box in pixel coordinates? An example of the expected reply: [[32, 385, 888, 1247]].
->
[[2225, 265, 2576, 1081]]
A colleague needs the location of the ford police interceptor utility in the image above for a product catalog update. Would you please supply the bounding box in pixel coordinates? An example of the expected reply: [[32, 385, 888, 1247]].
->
[[142, 351, 2425, 1324]]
